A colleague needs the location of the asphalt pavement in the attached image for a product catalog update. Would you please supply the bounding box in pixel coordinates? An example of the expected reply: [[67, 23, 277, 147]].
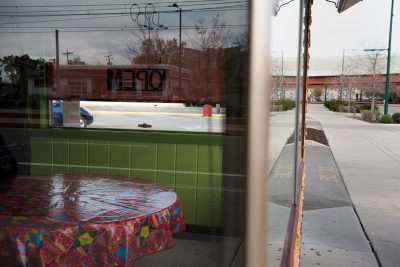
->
[[307, 104, 400, 267], [377, 103, 400, 115], [80, 101, 225, 132]]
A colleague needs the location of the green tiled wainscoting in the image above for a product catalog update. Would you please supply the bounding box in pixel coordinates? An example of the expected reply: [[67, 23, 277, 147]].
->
[[30, 129, 223, 227]]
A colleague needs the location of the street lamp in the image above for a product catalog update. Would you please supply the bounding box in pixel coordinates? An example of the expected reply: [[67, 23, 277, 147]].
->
[[384, 0, 395, 115], [171, 3, 182, 101]]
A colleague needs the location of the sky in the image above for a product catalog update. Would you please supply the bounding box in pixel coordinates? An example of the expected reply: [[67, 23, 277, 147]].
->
[[0, 0, 399, 75], [271, 0, 400, 75], [0, 0, 248, 65]]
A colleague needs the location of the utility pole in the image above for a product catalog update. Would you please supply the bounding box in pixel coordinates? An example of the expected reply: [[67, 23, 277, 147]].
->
[[104, 55, 113, 65], [62, 49, 73, 64], [172, 3, 182, 100], [130, 3, 167, 67], [384, 0, 394, 115], [55, 30, 60, 97]]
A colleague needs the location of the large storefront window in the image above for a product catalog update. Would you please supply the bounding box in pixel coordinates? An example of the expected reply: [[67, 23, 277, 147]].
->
[[0, 0, 306, 266], [0, 1, 250, 266]]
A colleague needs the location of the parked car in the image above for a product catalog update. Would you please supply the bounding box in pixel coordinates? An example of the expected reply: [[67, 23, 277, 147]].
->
[[52, 101, 93, 127]]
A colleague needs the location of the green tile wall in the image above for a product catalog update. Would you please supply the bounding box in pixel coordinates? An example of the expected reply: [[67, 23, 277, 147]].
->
[[30, 129, 223, 227], [69, 139, 88, 174], [109, 141, 130, 176], [53, 138, 69, 173]]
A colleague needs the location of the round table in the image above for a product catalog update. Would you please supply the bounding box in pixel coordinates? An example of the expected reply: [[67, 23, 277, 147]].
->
[[0, 174, 186, 266]]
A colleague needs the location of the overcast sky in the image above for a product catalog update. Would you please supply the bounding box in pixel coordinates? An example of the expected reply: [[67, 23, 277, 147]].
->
[[272, 0, 400, 74], [0, 0, 398, 74]]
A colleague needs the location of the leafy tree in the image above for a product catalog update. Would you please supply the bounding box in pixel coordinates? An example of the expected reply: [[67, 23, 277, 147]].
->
[[0, 54, 44, 101]]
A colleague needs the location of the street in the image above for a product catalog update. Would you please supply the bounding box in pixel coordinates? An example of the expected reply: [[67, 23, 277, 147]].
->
[[81, 101, 225, 132], [377, 103, 400, 115]]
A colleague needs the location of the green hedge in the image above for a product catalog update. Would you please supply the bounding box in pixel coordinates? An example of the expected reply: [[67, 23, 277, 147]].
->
[[379, 114, 393, 124], [324, 100, 346, 112], [272, 99, 295, 111], [392, 113, 400, 124]]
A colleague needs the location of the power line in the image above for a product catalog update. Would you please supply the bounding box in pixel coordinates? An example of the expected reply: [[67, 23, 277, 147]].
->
[[0, 24, 247, 34], [0, 14, 128, 25], [0, 6, 248, 28], [0, 7, 248, 18], [0, 2, 248, 17], [0, 0, 249, 8]]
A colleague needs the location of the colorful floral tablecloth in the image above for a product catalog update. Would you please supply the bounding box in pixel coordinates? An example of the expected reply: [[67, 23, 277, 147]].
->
[[0, 174, 185, 266]]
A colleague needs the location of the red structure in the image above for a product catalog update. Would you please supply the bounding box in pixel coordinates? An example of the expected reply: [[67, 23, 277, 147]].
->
[[277, 73, 400, 91]]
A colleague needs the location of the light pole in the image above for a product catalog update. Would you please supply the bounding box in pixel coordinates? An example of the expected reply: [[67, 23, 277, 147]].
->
[[145, 4, 155, 66], [384, 0, 395, 115], [172, 3, 182, 101], [340, 49, 345, 100], [280, 51, 284, 99]]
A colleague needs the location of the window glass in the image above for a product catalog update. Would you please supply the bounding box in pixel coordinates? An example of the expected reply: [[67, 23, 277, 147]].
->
[[268, 2, 303, 265], [0, 1, 249, 266]]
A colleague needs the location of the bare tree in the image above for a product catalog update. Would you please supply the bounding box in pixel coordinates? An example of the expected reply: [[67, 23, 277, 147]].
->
[[270, 56, 294, 110], [125, 29, 159, 66], [334, 55, 363, 110], [188, 15, 231, 51], [362, 49, 386, 111], [271, 58, 283, 101], [233, 31, 248, 51], [68, 57, 85, 65], [125, 29, 186, 67], [271, 56, 294, 98]]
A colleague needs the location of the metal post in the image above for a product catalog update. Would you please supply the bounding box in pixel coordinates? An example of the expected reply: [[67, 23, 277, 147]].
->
[[340, 49, 345, 100], [179, 8, 182, 100], [293, 0, 304, 205], [55, 30, 60, 97], [281, 51, 284, 99], [148, 19, 151, 66], [384, 0, 394, 115], [172, 3, 182, 101], [246, 0, 271, 264]]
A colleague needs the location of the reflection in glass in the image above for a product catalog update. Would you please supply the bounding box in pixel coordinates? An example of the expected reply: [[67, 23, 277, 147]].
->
[[0, 0, 250, 266], [268, 1, 303, 265]]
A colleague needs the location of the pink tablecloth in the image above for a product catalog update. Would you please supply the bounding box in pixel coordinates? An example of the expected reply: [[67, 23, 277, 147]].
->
[[0, 174, 185, 266]]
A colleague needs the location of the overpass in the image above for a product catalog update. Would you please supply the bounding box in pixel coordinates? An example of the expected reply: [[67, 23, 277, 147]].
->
[[278, 73, 400, 91]]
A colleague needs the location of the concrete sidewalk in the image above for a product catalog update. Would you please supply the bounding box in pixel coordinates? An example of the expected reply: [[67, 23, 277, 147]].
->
[[300, 124, 377, 267], [307, 104, 400, 267]]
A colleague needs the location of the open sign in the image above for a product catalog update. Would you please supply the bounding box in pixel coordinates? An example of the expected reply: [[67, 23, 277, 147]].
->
[[107, 68, 166, 91]]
